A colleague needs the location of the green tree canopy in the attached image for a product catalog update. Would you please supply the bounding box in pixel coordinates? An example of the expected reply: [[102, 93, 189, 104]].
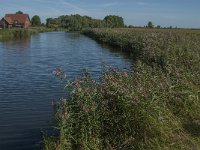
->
[[46, 14, 125, 31], [104, 15, 124, 28], [16, 11, 23, 14], [31, 15, 41, 27], [156, 25, 161, 29], [147, 21, 154, 28]]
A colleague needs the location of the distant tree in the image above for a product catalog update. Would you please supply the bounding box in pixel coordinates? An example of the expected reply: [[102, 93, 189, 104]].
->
[[64, 14, 86, 31], [90, 19, 105, 28], [16, 11, 23, 14], [128, 25, 134, 28], [147, 21, 154, 28], [41, 23, 45, 27], [156, 25, 161, 29], [46, 14, 104, 30], [31, 15, 41, 26], [169, 26, 173, 29], [46, 18, 52, 27], [104, 15, 124, 28], [45, 14, 124, 31]]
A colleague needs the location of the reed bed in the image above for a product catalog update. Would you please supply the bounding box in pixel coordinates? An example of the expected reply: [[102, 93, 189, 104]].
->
[[43, 28, 200, 150], [0, 27, 55, 41]]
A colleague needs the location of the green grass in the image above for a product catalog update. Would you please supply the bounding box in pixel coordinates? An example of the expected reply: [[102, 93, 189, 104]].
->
[[43, 28, 200, 150]]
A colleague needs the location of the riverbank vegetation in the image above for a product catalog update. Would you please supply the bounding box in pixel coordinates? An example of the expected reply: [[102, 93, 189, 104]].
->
[[43, 28, 200, 149], [0, 27, 57, 41]]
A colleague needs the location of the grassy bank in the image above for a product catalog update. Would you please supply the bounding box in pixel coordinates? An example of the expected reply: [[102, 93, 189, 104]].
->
[[0, 27, 57, 41], [43, 28, 200, 149]]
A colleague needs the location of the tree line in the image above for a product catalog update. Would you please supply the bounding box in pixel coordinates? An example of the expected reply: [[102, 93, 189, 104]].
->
[[16, 11, 124, 30], [46, 14, 124, 31], [17, 11, 177, 30]]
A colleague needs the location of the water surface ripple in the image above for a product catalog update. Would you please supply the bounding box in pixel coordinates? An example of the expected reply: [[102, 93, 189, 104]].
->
[[0, 32, 132, 150]]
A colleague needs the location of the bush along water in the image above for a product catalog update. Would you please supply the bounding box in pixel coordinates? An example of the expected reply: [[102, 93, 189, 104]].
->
[[0, 27, 56, 41], [43, 28, 200, 150], [0, 29, 36, 41]]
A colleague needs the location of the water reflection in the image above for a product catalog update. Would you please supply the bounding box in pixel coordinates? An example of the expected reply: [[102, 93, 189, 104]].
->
[[100, 43, 132, 61], [66, 32, 82, 39], [0, 37, 31, 67], [0, 32, 132, 150], [2, 37, 31, 49]]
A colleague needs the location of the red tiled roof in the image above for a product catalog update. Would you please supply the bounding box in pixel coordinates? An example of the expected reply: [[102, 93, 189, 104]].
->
[[4, 14, 30, 25]]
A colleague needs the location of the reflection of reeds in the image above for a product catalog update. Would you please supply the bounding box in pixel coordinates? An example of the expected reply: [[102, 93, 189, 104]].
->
[[43, 28, 200, 149]]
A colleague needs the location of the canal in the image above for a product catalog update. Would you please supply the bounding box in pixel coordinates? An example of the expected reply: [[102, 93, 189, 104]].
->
[[0, 32, 132, 150]]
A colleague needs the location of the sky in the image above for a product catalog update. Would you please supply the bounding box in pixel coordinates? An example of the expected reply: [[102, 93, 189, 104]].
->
[[0, 0, 200, 28]]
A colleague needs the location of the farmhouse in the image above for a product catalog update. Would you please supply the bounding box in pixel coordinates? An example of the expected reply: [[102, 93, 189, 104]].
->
[[1, 14, 31, 28]]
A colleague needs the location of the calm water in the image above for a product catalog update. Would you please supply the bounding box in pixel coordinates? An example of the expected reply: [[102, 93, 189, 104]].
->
[[0, 32, 132, 150]]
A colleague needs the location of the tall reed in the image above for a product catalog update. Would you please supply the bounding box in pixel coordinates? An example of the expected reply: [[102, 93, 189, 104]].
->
[[0, 27, 56, 41], [43, 28, 200, 150]]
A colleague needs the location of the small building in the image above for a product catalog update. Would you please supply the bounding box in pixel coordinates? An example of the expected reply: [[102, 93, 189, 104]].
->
[[1, 14, 31, 28]]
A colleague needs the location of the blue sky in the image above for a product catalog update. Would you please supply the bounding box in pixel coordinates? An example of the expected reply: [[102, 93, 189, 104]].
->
[[0, 0, 199, 28]]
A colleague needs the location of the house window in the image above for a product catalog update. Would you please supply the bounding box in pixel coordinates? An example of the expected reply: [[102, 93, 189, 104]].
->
[[14, 20, 18, 24], [13, 20, 19, 27]]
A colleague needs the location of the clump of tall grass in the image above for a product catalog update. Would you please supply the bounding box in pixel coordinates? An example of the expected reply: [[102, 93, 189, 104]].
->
[[0, 29, 36, 41], [44, 64, 199, 150], [0, 27, 56, 41], [44, 28, 200, 149], [83, 28, 200, 126]]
